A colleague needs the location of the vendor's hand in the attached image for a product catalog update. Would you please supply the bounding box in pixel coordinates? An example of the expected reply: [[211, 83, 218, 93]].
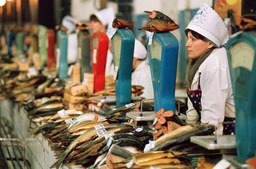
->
[[239, 17, 256, 30]]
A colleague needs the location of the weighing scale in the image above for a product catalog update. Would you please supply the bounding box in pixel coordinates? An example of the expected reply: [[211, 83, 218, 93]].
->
[[227, 31, 256, 163], [78, 29, 91, 81], [46, 29, 56, 69], [15, 30, 25, 56], [111, 28, 134, 107], [147, 32, 179, 112], [57, 30, 68, 80], [38, 25, 48, 68], [6, 29, 15, 56], [31, 25, 39, 55], [90, 32, 109, 93], [126, 32, 179, 126]]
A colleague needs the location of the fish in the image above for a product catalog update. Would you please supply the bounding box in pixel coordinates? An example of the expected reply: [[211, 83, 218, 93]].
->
[[154, 125, 195, 146], [68, 121, 109, 133], [105, 145, 135, 169], [91, 153, 108, 169], [139, 18, 180, 32], [103, 103, 136, 118], [136, 164, 194, 169], [30, 101, 64, 116], [134, 157, 181, 166], [144, 10, 174, 22], [112, 18, 133, 29], [30, 99, 63, 112], [33, 122, 56, 135], [50, 123, 133, 169], [112, 150, 188, 168], [48, 109, 83, 122], [67, 112, 107, 130], [36, 77, 55, 93], [153, 124, 215, 151]]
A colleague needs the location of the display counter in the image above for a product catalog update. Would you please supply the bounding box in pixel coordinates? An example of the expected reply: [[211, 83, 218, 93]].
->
[[0, 99, 83, 169]]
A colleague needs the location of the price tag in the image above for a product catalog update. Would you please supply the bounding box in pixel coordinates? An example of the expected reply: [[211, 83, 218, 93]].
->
[[144, 140, 155, 152], [95, 124, 107, 136], [58, 109, 69, 118], [148, 32, 154, 45]]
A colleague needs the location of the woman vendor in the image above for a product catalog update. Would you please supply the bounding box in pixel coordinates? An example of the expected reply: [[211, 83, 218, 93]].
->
[[184, 3, 235, 135]]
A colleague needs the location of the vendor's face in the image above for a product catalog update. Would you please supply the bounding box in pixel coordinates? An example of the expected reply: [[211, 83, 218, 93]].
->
[[89, 21, 105, 34], [186, 32, 213, 59]]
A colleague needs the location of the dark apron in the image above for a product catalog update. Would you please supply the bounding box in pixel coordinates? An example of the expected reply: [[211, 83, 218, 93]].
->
[[186, 73, 202, 119], [186, 73, 235, 135]]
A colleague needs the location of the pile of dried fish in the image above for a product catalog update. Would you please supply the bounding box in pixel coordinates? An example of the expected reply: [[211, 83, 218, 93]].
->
[[31, 109, 149, 168], [103, 144, 192, 169], [152, 124, 215, 152]]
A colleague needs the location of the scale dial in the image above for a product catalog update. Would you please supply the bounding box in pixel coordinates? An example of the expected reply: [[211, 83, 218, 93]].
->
[[149, 39, 162, 83], [229, 42, 254, 71], [229, 41, 255, 99], [112, 35, 121, 68]]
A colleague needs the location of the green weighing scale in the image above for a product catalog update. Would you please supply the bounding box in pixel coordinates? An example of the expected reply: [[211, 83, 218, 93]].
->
[[227, 31, 256, 164], [78, 29, 91, 82], [126, 32, 179, 124], [38, 25, 48, 68], [6, 28, 15, 56], [15, 29, 25, 56], [57, 30, 68, 80], [148, 32, 179, 112], [111, 28, 135, 107]]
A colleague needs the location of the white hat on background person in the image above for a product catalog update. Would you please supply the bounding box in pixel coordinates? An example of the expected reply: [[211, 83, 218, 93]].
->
[[134, 39, 147, 60], [95, 6, 117, 38], [95, 6, 115, 26], [186, 3, 229, 47], [62, 15, 77, 33]]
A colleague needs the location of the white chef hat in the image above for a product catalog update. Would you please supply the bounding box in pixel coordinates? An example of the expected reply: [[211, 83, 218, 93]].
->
[[186, 3, 229, 47], [62, 15, 77, 33], [95, 7, 115, 26], [134, 39, 147, 59]]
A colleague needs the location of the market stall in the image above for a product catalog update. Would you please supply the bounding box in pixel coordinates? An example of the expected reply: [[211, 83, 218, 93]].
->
[[0, 1, 256, 169]]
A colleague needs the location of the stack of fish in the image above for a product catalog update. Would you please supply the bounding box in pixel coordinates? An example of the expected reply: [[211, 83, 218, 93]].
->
[[152, 124, 215, 153], [27, 95, 65, 118], [31, 110, 149, 168], [104, 144, 192, 169]]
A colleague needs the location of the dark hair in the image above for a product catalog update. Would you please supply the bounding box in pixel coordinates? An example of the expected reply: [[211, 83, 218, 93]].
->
[[90, 14, 101, 23], [185, 29, 208, 42]]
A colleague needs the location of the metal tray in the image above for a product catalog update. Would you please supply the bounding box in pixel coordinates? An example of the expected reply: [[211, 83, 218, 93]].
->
[[126, 111, 155, 121], [190, 135, 236, 150]]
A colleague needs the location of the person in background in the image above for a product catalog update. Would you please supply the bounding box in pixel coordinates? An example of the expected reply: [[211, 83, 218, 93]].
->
[[88, 6, 117, 77], [61, 15, 79, 64], [185, 3, 235, 135], [132, 39, 154, 99]]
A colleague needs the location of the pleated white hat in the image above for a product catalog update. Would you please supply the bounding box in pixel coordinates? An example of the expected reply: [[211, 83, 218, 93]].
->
[[95, 7, 115, 26], [186, 3, 229, 47]]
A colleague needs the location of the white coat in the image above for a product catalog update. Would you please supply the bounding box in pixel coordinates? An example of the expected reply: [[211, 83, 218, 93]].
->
[[132, 60, 154, 99], [186, 47, 235, 135]]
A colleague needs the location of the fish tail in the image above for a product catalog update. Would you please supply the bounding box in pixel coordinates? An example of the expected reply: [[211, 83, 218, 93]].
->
[[50, 150, 69, 169]]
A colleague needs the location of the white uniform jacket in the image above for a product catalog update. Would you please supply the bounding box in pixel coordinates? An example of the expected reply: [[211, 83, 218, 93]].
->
[[186, 47, 235, 135], [132, 60, 154, 99]]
